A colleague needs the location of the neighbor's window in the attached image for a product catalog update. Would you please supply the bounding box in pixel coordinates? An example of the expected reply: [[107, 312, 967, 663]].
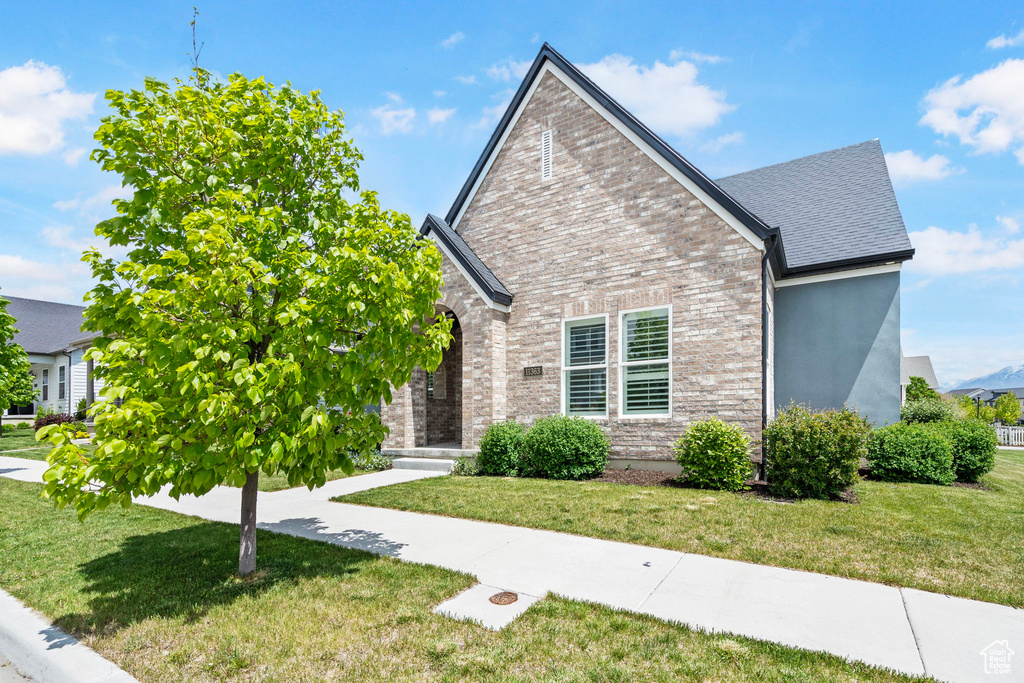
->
[[426, 371, 434, 400], [42, 369, 49, 401], [562, 316, 607, 417], [59, 365, 66, 401], [620, 307, 671, 416]]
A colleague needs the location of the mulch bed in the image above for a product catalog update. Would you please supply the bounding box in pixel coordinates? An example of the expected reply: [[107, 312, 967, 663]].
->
[[952, 481, 989, 490], [594, 469, 859, 504]]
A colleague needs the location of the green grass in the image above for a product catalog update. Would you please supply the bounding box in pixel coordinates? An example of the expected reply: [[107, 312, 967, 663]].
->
[[0, 478, 920, 682], [0, 431, 48, 454], [239, 467, 373, 492], [340, 449, 1024, 608]]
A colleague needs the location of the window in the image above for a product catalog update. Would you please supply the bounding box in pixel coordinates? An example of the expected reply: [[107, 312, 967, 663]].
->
[[620, 307, 671, 417], [562, 315, 607, 417], [59, 365, 66, 401], [541, 129, 553, 180], [426, 361, 446, 400], [426, 372, 434, 400], [42, 369, 48, 401]]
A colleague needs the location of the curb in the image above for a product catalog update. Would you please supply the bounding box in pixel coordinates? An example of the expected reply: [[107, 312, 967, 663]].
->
[[0, 589, 137, 683]]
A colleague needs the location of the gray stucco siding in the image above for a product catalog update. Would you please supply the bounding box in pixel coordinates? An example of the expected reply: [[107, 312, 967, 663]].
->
[[773, 271, 901, 425]]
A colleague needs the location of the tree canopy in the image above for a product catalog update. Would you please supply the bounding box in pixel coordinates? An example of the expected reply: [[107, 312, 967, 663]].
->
[[41, 70, 451, 574], [0, 294, 35, 422], [905, 376, 938, 402], [995, 391, 1021, 425]]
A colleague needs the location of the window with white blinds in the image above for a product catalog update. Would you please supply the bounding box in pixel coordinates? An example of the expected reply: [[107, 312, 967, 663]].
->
[[562, 316, 607, 417], [620, 307, 671, 416]]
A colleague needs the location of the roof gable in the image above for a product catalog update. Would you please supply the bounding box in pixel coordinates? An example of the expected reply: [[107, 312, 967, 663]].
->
[[421, 214, 512, 311], [5, 296, 86, 354]]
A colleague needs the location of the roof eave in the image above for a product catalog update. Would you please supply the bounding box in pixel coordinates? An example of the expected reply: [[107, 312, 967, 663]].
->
[[421, 215, 514, 307]]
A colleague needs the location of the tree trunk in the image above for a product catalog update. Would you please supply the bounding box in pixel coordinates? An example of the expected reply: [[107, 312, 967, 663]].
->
[[239, 471, 259, 576]]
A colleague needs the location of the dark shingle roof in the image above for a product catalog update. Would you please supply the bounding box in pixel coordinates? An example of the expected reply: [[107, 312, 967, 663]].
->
[[421, 214, 513, 306], [716, 140, 914, 273], [5, 296, 86, 354]]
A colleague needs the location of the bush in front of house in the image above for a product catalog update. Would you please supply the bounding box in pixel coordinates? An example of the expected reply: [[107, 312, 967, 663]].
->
[[673, 417, 752, 491], [930, 419, 997, 482], [450, 455, 479, 476], [33, 413, 77, 432], [867, 422, 954, 485], [15, 422, 31, 430], [0, 424, 15, 434], [764, 404, 870, 499], [477, 420, 528, 476], [351, 449, 391, 472], [524, 415, 609, 480], [900, 397, 957, 424]]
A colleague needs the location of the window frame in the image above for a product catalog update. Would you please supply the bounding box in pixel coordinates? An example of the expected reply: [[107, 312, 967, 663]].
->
[[618, 305, 673, 420], [42, 369, 49, 401], [560, 313, 609, 420], [58, 365, 66, 401]]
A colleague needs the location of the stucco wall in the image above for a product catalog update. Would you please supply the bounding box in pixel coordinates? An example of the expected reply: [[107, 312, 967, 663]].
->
[[773, 271, 901, 425]]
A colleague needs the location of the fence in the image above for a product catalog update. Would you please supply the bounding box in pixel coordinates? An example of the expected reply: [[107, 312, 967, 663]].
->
[[996, 425, 1024, 447]]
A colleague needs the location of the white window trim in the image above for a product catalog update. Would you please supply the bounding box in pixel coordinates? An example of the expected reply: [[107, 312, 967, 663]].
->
[[618, 305, 673, 420], [560, 313, 609, 420]]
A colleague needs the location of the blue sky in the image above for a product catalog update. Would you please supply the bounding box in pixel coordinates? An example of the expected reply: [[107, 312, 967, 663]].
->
[[1, 1, 1022, 385]]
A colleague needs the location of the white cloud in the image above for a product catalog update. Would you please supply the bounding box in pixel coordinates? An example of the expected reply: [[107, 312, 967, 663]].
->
[[987, 29, 1024, 49], [475, 90, 514, 129], [579, 54, 734, 138], [700, 131, 745, 153], [920, 59, 1024, 163], [883, 150, 961, 183], [997, 215, 1021, 234], [61, 147, 87, 166], [486, 58, 531, 83], [384, 91, 404, 104], [53, 184, 132, 215], [427, 107, 456, 125], [669, 49, 724, 64], [530, 33, 540, 44], [41, 224, 112, 254], [370, 105, 416, 134], [433, 90, 447, 98], [907, 224, 1024, 275], [441, 31, 464, 49], [0, 60, 95, 156], [454, 74, 477, 85], [0, 253, 68, 281]]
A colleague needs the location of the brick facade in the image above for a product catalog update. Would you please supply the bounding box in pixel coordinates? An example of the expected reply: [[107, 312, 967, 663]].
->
[[383, 69, 764, 461]]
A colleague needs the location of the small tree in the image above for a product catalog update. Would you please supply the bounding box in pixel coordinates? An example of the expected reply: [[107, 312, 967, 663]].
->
[[0, 293, 36, 435], [905, 376, 937, 402], [41, 69, 451, 575], [995, 391, 1021, 425]]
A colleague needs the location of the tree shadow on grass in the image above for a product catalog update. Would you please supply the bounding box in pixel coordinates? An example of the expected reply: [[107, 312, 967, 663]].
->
[[57, 520, 405, 638]]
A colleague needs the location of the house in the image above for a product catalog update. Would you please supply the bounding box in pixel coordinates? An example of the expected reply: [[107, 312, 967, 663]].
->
[[900, 353, 939, 404], [2, 296, 100, 424], [380, 44, 913, 469]]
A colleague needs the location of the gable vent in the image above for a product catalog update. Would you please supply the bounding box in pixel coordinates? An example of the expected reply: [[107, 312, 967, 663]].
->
[[541, 129, 553, 180]]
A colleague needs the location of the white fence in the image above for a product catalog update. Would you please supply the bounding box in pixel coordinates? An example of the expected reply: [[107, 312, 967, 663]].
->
[[996, 425, 1024, 447]]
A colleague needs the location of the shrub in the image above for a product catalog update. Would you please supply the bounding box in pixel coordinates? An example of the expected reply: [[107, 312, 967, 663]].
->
[[900, 398, 957, 424], [673, 417, 752, 491], [905, 376, 938, 402], [351, 449, 391, 472], [33, 413, 76, 432], [523, 415, 609, 480], [764, 404, 870, 499], [74, 431, 90, 440], [74, 397, 88, 421], [1, 424, 15, 434], [931, 420, 997, 482], [477, 420, 527, 476], [15, 422, 31, 430], [450, 455, 480, 477], [867, 423, 954, 485]]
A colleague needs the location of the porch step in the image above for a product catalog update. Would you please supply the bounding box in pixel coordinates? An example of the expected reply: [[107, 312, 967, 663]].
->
[[391, 457, 455, 473]]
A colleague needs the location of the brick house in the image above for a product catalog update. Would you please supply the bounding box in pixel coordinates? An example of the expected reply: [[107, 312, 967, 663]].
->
[[381, 44, 914, 470]]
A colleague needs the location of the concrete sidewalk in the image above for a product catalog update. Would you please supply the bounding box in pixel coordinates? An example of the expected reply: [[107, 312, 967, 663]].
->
[[2, 455, 1022, 682]]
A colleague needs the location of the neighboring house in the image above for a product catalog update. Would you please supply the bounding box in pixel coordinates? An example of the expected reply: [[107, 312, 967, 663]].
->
[[900, 353, 939, 404], [3, 296, 100, 423], [380, 44, 914, 468], [946, 387, 993, 402]]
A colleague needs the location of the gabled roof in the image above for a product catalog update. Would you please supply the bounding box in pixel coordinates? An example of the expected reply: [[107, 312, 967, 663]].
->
[[421, 214, 513, 309], [900, 354, 938, 388], [717, 140, 914, 274], [5, 296, 86, 355], [946, 387, 993, 400]]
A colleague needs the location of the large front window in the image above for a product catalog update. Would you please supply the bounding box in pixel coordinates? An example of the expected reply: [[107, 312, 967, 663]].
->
[[562, 316, 607, 417], [620, 307, 671, 417]]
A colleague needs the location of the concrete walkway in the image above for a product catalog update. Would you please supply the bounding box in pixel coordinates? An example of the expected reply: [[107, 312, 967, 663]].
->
[[2, 455, 1022, 682]]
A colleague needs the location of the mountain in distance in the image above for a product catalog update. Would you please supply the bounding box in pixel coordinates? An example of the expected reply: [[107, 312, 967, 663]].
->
[[949, 364, 1024, 391]]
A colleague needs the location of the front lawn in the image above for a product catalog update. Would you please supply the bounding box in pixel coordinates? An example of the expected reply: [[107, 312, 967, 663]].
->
[[339, 449, 1024, 608], [0, 431, 47, 454], [0, 478, 917, 682], [238, 467, 372, 492]]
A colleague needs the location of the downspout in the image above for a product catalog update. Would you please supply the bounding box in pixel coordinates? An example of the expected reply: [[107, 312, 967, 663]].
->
[[62, 350, 73, 416], [760, 230, 780, 479]]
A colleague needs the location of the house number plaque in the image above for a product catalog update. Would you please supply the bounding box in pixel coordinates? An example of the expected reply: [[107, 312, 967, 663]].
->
[[523, 366, 543, 377]]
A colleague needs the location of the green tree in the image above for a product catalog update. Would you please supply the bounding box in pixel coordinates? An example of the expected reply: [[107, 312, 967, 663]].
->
[[40, 69, 451, 575], [906, 376, 938, 402], [995, 391, 1021, 424], [0, 293, 36, 435]]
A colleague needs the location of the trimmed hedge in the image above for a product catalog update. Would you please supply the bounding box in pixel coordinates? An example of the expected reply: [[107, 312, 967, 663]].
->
[[523, 415, 609, 480], [673, 417, 752, 491], [15, 422, 31, 430], [477, 420, 527, 476], [867, 423, 954, 485], [764, 405, 869, 499], [900, 398, 957, 424], [932, 419, 997, 482]]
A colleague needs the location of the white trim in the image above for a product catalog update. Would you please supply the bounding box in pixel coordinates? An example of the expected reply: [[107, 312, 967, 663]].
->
[[560, 313, 609, 420], [774, 262, 902, 289], [423, 231, 511, 312], [453, 61, 766, 254], [618, 305, 673, 420], [541, 128, 553, 180]]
